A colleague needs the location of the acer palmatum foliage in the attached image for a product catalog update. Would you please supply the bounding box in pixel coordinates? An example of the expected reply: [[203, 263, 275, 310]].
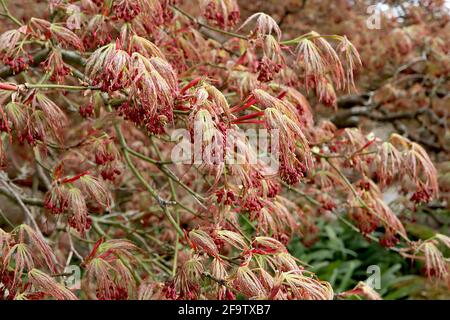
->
[[0, 0, 448, 300]]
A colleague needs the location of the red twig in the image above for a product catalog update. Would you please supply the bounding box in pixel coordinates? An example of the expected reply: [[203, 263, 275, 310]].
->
[[0, 82, 17, 91]]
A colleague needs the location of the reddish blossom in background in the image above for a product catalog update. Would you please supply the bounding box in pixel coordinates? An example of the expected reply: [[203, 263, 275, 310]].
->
[[0, 0, 448, 301]]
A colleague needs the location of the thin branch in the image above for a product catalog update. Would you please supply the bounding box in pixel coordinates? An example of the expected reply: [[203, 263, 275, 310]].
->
[[171, 5, 248, 40], [0, 0, 22, 27], [0, 185, 44, 206], [324, 158, 411, 244], [111, 113, 184, 238], [0, 208, 15, 228], [0, 178, 42, 236], [23, 83, 100, 91]]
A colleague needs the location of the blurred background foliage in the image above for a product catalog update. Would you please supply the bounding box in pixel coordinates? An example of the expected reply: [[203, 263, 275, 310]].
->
[[288, 210, 449, 299], [0, 0, 448, 300]]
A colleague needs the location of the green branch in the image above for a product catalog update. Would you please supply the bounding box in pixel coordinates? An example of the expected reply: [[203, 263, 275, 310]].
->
[[111, 112, 184, 238]]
